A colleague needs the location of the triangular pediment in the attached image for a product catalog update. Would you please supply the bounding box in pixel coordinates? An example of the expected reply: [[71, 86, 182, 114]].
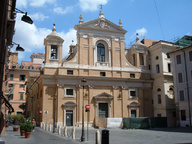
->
[[93, 92, 114, 100], [75, 18, 127, 34]]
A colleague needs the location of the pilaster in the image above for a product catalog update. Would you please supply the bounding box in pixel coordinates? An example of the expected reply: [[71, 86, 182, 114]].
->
[[88, 34, 93, 66]]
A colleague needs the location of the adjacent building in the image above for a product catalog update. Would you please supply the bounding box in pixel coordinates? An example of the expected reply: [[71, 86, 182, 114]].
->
[[148, 40, 176, 127], [6, 53, 44, 115], [0, 0, 16, 135], [169, 44, 192, 127]]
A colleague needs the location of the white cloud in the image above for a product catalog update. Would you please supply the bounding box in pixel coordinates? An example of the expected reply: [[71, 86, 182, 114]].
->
[[30, 13, 49, 21], [13, 14, 76, 62], [53, 6, 74, 15], [16, 0, 27, 8], [136, 28, 147, 37], [29, 0, 56, 7], [79, 0, 108, 11]]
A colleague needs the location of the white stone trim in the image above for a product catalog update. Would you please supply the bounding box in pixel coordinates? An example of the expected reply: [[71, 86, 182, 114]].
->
[[128, 88, 138, 99], [64, 86, 76, 98]]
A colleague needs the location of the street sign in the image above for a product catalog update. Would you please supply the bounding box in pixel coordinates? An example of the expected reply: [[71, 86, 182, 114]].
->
[[86, 105, 90, 110], [85, 105, 90, 112]]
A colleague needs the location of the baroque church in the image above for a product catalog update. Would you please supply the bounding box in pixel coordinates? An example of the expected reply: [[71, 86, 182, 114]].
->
[[26, 10, 154, 127]]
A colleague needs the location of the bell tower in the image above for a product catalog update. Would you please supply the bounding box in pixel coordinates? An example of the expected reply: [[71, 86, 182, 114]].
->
[[44, 24, 64, 66]]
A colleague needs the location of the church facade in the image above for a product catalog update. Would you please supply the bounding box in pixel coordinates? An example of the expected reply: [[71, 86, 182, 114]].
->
[[26, 11, 154, 127]]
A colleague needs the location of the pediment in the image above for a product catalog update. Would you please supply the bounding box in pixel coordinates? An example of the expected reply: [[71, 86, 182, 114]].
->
[[74, 18, 127, 34], [62, 101, 77, 107], [128, 101, 140, 107], [93, 92, 114, 100]]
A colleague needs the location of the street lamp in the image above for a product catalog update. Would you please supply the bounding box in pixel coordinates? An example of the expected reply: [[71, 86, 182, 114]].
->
[[15, 8, 33, 24], [81, 78, 86, 142], [53, 94, 57, 133]]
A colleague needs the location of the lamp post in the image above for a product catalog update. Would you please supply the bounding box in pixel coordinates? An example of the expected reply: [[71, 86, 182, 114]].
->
[[53, 94, 57, 133], [81, 78, 86, 142]]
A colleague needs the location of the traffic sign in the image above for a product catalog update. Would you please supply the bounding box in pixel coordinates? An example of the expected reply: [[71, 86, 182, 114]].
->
[[86, 105, 90, 110]]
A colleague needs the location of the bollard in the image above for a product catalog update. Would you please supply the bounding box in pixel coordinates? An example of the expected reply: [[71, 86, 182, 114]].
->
[[43, 123, 46, 130], [95, 130, 101, 144], [46, 124, 49, 131], [72, 127, 75, 139], [64, 127, 67, 137], [58, 126, 61, 135], [40, 122, 43, 128], [101, 129, 109, 144], [49, 124, 53, 132]]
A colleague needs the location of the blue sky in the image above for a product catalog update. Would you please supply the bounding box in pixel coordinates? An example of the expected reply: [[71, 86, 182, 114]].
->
[[13, 0, 192, 64]]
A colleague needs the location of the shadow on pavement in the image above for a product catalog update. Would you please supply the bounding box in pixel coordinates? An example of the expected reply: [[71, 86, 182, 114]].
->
[[141, 127, 192, 133]]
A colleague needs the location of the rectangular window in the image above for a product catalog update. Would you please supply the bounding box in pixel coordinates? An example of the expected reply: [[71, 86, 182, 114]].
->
[[129, 89, 137, 98], [178, 73, 183, 83], [51, 45, 57, 59], [66, 89, 73, 95], [167, 54, 170, 58], [100, 72, 106, 77], [20, 75, 26, 81], [168, 63, 171, 72], [9, 94, 13, 100], [10, 74, 14, 80], [131, 110, 137, 118], [156, 64, 160, 73], [189, 51, 192, 61], [172, 112, 176, 117], [181, 110, 186, 121], [28, 66, 34, 70], [176, 55, 181, 64], [20, 84, 25, 88], [179, 90, 185, 101], [157, 95, 161, 104], [16, 111, 23, 115], [130, 73, 135, 78], [9, 84, 14, 87], [130, 91, 136, 97], [157, 114, 162, 117], [19, 92, 24, 100], [67, 70, 73, 75], [64, 87, 76, 97]]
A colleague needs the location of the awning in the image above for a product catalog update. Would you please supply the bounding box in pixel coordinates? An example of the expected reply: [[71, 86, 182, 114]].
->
[[1, 95, 14, 113]]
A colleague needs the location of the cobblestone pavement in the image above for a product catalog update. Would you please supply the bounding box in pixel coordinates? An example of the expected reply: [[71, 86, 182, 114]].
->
[[0, 125, 192, 144]]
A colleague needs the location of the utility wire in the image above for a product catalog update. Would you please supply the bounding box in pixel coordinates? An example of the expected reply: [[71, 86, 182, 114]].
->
[[154, 0, 165, 40]]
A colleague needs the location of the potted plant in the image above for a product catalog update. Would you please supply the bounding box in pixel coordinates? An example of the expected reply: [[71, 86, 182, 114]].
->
[[24, 119, 33, 138], [12, 115, 25, 131], [20, 121, 26, 136]]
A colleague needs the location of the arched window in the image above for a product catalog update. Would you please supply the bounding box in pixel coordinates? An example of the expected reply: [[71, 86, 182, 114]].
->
[[157, 88, 161, 92], [97, 43, 105, 62]]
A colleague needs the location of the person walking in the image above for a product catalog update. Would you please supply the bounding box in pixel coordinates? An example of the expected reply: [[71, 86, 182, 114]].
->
[[32, 119, 36, 132]]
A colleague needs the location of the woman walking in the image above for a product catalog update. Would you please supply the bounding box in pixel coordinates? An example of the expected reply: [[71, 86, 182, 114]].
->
[[32, 119, 36, 132]]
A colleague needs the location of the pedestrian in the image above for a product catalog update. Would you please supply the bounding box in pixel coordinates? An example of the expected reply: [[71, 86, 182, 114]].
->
[[32, 118, 36, 132]]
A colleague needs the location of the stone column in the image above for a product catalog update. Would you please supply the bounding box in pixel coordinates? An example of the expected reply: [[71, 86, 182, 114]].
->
[[120, 37, 125, 67], [111, 36, 116, 67], [138, 87, 144, 117], [108, 48, 112, 67], [88, 85, 94, 124], [122, 86, 128, 117], [88, 34, 93, 66], [112, 86, 119, 117]]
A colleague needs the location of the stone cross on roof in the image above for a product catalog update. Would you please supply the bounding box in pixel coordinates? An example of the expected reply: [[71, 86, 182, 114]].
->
[[100, 4, 103, 11]]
